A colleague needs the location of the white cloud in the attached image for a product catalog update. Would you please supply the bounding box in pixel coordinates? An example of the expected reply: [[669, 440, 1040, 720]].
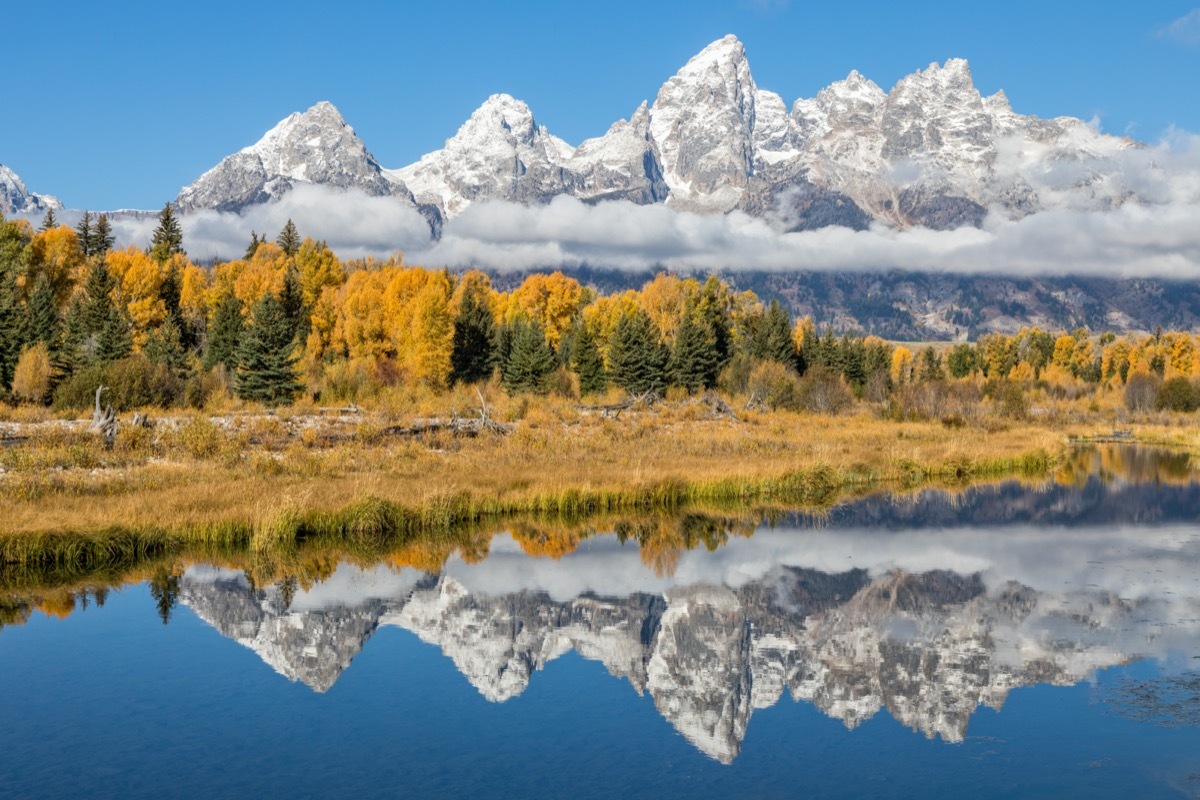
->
[[1159, 8, 1200, 46], [85, 131, 1200, 279]]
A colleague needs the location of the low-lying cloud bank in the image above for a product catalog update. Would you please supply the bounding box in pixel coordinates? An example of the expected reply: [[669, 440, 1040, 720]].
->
[[92, 132, 1200, 278]]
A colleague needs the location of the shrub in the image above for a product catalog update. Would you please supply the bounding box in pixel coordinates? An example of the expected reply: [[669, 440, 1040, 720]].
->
[[1156, 377, 1200, 412], [983, 379, 1028, 420], [53, 355, 184, 411], [796, 367, 854, 415], [1124, 372, 1162, 413], [717, 353, 756, 396], [746, 360, 801, 410], [12, 344, 54, 404]]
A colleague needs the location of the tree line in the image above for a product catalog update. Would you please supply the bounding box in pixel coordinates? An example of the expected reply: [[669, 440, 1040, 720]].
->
[[2, 206, 1199, 413]]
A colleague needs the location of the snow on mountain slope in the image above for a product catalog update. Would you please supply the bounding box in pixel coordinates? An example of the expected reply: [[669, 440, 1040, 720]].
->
[[172, 35, 1148, 235], [0, 164, 61, 216], [175, 101, 402, 213]]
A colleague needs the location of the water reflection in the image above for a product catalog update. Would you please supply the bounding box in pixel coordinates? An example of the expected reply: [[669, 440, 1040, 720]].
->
[[4, 445, 1200, 765]]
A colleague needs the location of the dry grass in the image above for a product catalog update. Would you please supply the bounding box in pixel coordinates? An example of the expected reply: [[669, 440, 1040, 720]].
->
[[2, 388, 1196, 564]]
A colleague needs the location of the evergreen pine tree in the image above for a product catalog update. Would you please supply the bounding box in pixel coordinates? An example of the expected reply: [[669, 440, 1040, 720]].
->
[[696, 276, 733, 372], [244, 231, 261, 260], [449, 289, 496, 385], [81, 260, 117, 336], [279, 265, 307, 343], [58, 297, 87, 375], [75, 211, 93, 257], [0, 265, 25, 391], [236, 294, 301, 405], [570, 324, 607, 396], [39, 208, 57, 232], [918, 346, 945, 382], [607, 309, 667, 395], [840, 334, 867, 387], [494, 322, 515, 382], [501, 318, 555, 394], [149, 203, 184, 263], [144, 317, 190, 378], [276, 219, 300, 257], [26, 273, 60, 349], [92, 214, 114, 256], [204, 290, 243, 372], [753, 300, 796, 368], [95, 305, 133, 364], [669, 313, 717, 392]]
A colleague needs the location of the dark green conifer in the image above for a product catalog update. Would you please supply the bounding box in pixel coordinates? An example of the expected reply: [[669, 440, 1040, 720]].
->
[[276, 219, 300, 257], [752, 300, 796, 368], [669, 313, 717, 392], [204, 290, 243, 372], [607, 309, 667, 395], [91, 214, 114, 256], [144, 317, 190, 378], [501, 318, 555, 394], [244, 231, 261, 260], [235, 294, 301, 405], [95, 305, 133, 364], [26, 273, 60, 349], [39, 208, 58, 232], [570, 324, 606, 396], [279, 265, 307, 343], [918, 346, 945, 382], [449, 289, 496, 385], [149, 203, 184, 263], [76, 211, 93, 257], [0, 265, 25, 390]]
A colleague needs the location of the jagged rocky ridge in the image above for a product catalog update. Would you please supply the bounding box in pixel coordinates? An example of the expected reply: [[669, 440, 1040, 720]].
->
[[173, 36, 1138, 234], [0, 164, 60, 216]]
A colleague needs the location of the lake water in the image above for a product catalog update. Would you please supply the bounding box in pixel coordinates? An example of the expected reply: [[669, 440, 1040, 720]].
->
[[2, 446, 1199, 798]]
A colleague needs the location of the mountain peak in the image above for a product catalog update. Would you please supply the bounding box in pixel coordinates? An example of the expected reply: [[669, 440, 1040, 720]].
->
[[0, 163, 61, 215]]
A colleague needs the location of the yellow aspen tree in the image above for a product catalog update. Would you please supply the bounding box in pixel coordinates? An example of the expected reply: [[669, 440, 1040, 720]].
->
[[294, 237, 345, 307], [891, 346, 914, 386], [28, 226, 84, 305], [406, 275, 454, 388], [510, 271, 585, 349], [1169, 334, 1196, 378], [107, 246, 165, 346], [336, 269, 394, 359]]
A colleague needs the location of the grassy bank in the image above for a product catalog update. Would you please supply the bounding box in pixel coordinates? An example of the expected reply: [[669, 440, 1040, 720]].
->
[[6, 386, 1198, 576]]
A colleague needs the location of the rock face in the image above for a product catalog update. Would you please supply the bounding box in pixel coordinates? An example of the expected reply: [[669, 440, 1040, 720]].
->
[[173, 36, 1141, 234], [174, 101, 408, 214], [0, 164, 61, 216]]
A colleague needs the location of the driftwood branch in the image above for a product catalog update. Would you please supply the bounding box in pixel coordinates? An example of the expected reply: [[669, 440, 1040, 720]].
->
[[574, 391, 661, 419], [90, 386, 118, 447], [379, 390, 512, 438], [702, 392, 739, 421]]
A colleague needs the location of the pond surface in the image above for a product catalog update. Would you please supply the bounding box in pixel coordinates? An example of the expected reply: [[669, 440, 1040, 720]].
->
[[2, 446, 1200, 798]]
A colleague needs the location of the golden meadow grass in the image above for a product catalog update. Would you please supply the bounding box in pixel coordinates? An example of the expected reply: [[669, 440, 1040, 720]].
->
[[2, 388, 1197, 579]]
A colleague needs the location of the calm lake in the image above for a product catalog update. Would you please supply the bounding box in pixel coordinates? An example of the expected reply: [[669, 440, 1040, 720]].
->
[[2, 446, 1199, 798]]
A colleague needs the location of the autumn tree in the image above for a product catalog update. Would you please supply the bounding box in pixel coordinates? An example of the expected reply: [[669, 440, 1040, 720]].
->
[[12, 343, 53, 403], [236, 294, 301, 405]]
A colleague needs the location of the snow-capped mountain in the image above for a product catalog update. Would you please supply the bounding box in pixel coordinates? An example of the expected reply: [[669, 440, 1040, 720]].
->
[[0, 164, 61, 216], [173, 35, 1142, 234]]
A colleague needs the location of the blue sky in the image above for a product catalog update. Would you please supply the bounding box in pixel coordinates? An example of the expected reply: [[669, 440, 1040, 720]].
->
[[3, 0, 1199, 211]]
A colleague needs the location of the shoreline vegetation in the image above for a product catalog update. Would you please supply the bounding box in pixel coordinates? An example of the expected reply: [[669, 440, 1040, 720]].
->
[[0, 438, 1192, 631]]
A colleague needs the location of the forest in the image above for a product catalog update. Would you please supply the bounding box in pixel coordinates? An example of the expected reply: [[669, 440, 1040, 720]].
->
[[2, 205, 1200, 419]]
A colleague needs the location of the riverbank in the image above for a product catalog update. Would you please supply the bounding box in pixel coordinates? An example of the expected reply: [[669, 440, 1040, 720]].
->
[[2, 395, 1196, 564]]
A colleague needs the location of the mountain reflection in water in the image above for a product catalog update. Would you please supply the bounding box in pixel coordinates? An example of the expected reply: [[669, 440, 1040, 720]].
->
[[165, 445, 1200, 764]]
